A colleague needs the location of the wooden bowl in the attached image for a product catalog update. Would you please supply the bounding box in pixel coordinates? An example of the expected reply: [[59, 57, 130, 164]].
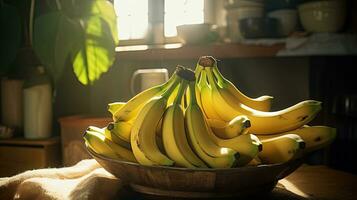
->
[[87, 147, 303, 199]]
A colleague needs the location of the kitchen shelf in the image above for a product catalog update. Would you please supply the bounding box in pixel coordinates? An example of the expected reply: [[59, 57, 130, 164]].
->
[[0, 136, 62, 177], [115, 43, 285, 60]]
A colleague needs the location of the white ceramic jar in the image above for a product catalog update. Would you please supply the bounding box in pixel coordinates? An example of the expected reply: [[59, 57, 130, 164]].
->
[[23, 66, 52, 139]]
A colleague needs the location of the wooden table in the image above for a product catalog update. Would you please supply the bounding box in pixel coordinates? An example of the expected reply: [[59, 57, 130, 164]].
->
[[115, 165, 357, 200]]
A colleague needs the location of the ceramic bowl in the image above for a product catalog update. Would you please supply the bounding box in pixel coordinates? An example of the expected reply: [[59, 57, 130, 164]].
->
[[176, 24, 218, 45], [298, 0, 346, 33], [87, 146, 304, 199], [267, 9, 298, 36]]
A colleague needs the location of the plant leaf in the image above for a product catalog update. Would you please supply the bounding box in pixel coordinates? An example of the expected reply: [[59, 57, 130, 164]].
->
[[72, 16, 115, 85], [90, 0, 119, 45], [33, 12, 83, 82]]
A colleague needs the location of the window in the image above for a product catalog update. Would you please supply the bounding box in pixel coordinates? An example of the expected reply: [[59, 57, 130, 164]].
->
[[164, 0, 204, 37], [114, 0, 205, 44], [114, 0, 148, 40]]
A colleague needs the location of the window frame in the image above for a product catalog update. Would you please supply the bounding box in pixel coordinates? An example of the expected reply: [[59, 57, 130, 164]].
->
[[116, 0, 215, 46]]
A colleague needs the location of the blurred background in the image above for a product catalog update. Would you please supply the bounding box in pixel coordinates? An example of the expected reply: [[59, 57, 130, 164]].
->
[[0, 0, 356, 176]]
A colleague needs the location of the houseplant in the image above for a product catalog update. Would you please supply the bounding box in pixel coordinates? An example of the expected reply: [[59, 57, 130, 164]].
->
[[33, 0, 119, 85], [32, 0, 119, 163]]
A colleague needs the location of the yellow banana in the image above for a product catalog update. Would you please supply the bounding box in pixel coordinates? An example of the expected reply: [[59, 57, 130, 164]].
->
[[257, 125, 336, 153], [84, 130, 136, 162], [87, 125, 130, 149], [84, 130, 119, 159], [185, 81, 239, 168], [202, 124, 263, 167], [204, 66, 321, 134], [162, 80, 207, 168], [130, 76, 181, 166], [107, 102, 126, 117], [199, 70, 222, 120], [107, 121, 133, 142], [114, 66, 182, 122], [258, 134, 305, 164], [198, 56, 273, 111], [207, 115, 251, 139]]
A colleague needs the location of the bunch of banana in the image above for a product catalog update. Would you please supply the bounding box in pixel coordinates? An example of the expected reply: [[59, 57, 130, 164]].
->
[[161, 78, 207, 168], [83, 56, 336, 169], [194, 55, 336, 165]]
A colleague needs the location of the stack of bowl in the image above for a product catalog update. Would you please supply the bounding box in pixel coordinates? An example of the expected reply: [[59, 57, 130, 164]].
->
[[230, 0, 300, 39], [298, 0, 346, 33]]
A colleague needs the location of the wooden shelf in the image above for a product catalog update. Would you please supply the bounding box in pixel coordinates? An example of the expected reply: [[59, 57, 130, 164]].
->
[[0, 136, 60, 146], [116, 43, 285, 61]]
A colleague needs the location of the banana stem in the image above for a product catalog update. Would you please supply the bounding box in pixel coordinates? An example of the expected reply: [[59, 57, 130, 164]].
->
[[197, 70, 207, 89], [161, 76, 180, 99], [212, 66, 225, 85], [188, 81, 198, 105], [160, 66, 184, 92], [194, 65, 204, 79], [174, 80, 188, 105], [206, 68, 218, 90]]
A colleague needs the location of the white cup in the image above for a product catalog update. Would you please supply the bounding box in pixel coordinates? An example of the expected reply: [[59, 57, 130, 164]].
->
[[130, 68, 169, 95]]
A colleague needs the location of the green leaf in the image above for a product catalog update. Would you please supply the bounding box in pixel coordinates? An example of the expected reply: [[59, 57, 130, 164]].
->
[[33, 12, 83, 82], [73, 16, 115, 85], [90, 0, 119, 45], [59, 0, 118, 45], [33, 0, 118, 85]]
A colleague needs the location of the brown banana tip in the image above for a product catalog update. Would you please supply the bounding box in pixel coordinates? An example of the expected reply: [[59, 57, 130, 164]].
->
[[177, 68, 196, 81], [176, 65, 185, 71], [198, 56, 216, 67], [82, 131, 87, 138], [244, 120, 251, 128], [299, 141, 306, 149], [107, 122, 114, 130], [258, 144, 263, 152]]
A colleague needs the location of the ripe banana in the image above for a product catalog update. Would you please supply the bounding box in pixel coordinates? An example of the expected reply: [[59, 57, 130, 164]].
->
[[198, 56, 273, 112], [258, 134, 305, 164], [207, 115, 251, 139], [107, 121, 133, 142], [104, 123, 131, 149], [162, 80, 207, 168], [204, 66, 321, 134], [199, 70, 222, 120], [130, 76, 181, 166], [114, 66, 182, 122], [185, 81, 239, 168], [84, 130, 136, 162], [84, 130, 119, 159], [107, 102, 126, 117], [257, 125, 336, 153], [203, 123, 263, 167]]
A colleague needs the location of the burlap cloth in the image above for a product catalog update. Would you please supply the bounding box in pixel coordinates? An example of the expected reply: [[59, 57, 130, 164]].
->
[[1, 160, 356, 200]]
